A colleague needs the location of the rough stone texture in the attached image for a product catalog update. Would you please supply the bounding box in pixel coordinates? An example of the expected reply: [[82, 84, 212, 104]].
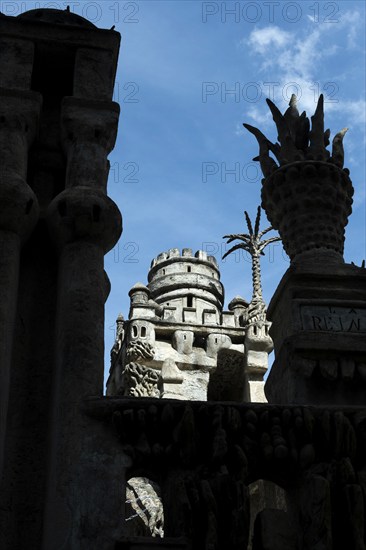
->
[[125, 477, 164, 538], [265, 262, 366, 405], [89, 397, 366, 549], [208, 348, 250, 401], [248, 480, 287, 550], [262, 161, 353, 263], [253, 509, 297, 550], [0, 8, 122, 550], [122, 363, 160, 398], [107, 248, 270, 402]]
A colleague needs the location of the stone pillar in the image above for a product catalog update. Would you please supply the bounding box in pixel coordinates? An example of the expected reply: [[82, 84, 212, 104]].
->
[[0, 89, 41, 477], [42, 98, 123, 548]]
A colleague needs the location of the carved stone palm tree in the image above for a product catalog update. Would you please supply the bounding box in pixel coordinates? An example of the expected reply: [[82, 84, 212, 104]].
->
[[223, 206, 280, 325]]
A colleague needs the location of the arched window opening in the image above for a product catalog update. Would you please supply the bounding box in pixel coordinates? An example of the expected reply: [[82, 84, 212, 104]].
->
[[141, 326, 146, 338], [125, 477, 164, 538], [248, 479, 288, 550], [132, 325, 138, 338], [187, 295, 193, 308], [187, 266, 191, 272]]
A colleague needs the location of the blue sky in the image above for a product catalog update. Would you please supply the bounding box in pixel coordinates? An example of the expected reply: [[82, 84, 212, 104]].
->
[[15, 1, 366, 387]]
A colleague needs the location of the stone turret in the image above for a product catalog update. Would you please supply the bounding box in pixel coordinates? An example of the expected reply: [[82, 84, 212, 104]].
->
[[148, 247, 223, 324], [228, 295, 249, 327], [107, 248, 271, 402]]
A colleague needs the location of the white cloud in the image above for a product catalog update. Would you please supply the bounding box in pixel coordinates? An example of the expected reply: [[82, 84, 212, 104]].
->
[[337, 10, 364, 50], [244, 105, 273, 128], [245, 26, 292, 55], [243, 14, 366, 129], [330, 99, 366, 126]]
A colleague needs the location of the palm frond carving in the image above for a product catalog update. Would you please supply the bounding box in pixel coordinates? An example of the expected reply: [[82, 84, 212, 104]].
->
[[223, 207, 281, 322], [243, 94, 349, 177]]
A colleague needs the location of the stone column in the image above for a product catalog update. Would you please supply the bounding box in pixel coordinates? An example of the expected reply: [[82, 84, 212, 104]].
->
[[43, 98, 123, 548], [0, 89, 41, 478]]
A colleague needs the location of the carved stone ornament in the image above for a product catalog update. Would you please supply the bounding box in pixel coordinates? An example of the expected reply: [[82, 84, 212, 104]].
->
[[126, 339, 155, 363], [244, 94, 354, 263], [121, 362, 160, 398], [125, 477, 164, 538]]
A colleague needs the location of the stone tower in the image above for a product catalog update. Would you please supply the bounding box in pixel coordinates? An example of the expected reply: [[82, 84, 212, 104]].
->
[[107, 248, 272, 401], [0, 8, 122, 549], [148, 247, 224, 322]]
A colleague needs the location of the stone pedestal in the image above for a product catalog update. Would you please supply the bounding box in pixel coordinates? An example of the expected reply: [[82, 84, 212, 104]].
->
[[265, 263, 366, 405]]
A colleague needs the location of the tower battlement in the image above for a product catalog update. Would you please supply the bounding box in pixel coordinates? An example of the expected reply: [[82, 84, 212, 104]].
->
[[150, 248, 218, 270]]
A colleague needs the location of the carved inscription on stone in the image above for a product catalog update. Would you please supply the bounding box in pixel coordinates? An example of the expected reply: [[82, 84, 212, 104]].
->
[[301, 305, 366, 333]]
